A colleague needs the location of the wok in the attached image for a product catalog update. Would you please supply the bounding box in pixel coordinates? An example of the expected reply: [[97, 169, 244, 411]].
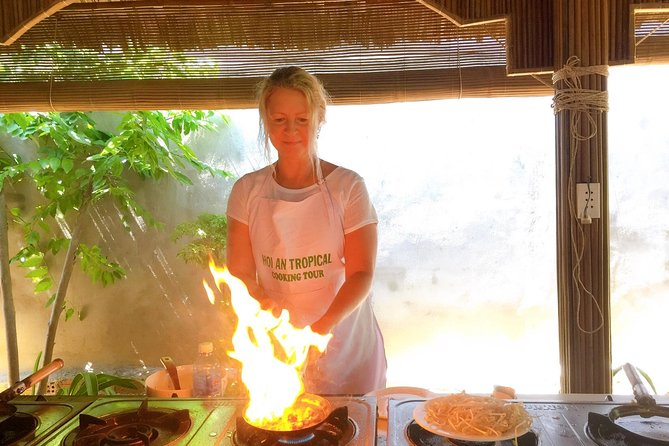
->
[[585, 363, 669, 445], [0, 358, 64, 423], [244, 393, 332, 438]]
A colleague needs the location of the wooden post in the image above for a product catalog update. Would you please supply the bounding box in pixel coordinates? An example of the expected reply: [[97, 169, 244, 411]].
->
[[553, 0, 611, 393]]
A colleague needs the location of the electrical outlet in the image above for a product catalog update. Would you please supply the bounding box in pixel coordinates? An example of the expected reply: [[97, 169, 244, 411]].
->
[[576, 183, 601, 219]]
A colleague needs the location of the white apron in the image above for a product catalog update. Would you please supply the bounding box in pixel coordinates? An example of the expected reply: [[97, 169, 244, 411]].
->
[[248, 172, 386, 395]]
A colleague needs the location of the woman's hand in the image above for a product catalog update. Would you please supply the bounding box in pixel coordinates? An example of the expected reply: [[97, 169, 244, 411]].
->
[[241, 281, 280, 317], [309, 317, 335, 335], [308, 223, 377, 335]]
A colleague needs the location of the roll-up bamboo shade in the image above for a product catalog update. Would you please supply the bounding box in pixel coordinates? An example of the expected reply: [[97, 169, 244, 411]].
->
[[1, 0, 554, 111], [634, 9, 669, 63], [0, 0, 668, 111]]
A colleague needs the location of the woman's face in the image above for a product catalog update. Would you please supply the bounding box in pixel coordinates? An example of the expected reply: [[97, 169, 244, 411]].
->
[[265, 87, 313, 159]]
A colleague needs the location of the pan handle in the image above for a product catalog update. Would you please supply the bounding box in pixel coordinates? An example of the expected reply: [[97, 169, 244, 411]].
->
[[160, 356, 181, 390], [0, 358, 64, 402], [622, 362, 656, 407]]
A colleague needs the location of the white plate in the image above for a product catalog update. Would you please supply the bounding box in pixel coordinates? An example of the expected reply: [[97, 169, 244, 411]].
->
[[365, 386, 434, 419], [412, 395, 532, 442]]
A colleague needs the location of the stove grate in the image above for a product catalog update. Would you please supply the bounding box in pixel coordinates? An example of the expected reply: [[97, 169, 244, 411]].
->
[[0, 411, 39, 445], [234, 406, 356, 446], [61, 399, 191, 446]]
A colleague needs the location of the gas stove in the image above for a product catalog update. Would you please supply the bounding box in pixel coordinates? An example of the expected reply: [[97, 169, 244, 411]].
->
[[3, 395, 376, 445], [387, 395, 669, 446], [1, 396, 94, 445], [9, 391, 669, 445]]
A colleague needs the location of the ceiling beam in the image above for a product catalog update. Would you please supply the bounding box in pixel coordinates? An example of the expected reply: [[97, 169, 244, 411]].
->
[[416, 0, 554, 74], [1, 0, 76, 45], [414, 0, 508, 27], [0, 0, 141, 45]]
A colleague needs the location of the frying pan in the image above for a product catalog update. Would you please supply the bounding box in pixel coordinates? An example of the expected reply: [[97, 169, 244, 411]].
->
[[585, 363, 669, 445], [609, 362, 669, 421], [0, 358, 64, 423], [245, 393, 332, 438]]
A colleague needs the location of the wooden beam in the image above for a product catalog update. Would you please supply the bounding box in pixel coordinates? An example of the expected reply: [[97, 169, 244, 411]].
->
[[415, 0, 555, 74], [1, 0, 76, 45], [0, 0, 155, 45], [414, 0, 508, 27]]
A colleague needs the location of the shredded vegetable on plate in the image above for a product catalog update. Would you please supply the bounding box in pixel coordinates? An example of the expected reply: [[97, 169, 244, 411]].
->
[[413, 393, 532, 441]]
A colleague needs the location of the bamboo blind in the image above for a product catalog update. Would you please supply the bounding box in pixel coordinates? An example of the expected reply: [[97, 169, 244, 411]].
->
[[634, 8, 669, 63], [0, 0, 555, 111], [0, 0, 668, 111]]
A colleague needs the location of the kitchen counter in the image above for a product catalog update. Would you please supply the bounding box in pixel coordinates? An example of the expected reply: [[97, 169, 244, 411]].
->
[[5, 392, 669, 445], [383, 392, 669, 446]]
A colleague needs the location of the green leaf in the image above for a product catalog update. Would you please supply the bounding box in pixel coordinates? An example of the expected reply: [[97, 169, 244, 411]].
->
[[19, 254, 44, 268], [77, 243, 126, 285], [95, 373, 142, 391], [48, 157, 60, 171], [34, 277, 53, 293], [74, 167, 90, 179], [67, 129, 92, 145], [68, 373, 84, 395], [33, 351, 43, 375], [171, 171, 193, 185], [46, 237, 66, 255], [83, 372, 98, 396], [62, 371, 142, 396], [61, 158, 74, 173], [26, 230, 40, 246], [45, 294, 56, 307], [64, 307, 75, 321], [38, 219, 50, 233], [25, 267, 48, 279]]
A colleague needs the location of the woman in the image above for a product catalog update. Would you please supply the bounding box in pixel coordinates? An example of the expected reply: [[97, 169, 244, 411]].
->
[[226, 66, 387, 394]]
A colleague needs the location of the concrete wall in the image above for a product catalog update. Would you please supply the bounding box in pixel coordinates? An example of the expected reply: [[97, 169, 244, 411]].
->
[[0, 112, 252, 382]]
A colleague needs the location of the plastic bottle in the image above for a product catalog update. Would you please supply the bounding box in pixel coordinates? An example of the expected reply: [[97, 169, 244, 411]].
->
[[192, 341, 222, 397]]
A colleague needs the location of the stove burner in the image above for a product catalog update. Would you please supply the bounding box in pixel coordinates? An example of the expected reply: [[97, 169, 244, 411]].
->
[[105, 423, 158, 444], [234, 406, 356, 446], [0, 412, 39, 445], [405, 420, 538, 446], [61, 399, 191, 446], [586, 412, 669, 445], [278, 432, 316, 444]]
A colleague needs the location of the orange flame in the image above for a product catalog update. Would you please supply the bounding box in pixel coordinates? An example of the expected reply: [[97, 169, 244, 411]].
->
[[202, 279, 216, 305], [207, 260, 332, 426]]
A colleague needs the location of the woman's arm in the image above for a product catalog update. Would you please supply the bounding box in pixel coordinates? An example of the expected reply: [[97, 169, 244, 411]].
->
[[226, 217, 268, 305], [310, 223, 378, 334]]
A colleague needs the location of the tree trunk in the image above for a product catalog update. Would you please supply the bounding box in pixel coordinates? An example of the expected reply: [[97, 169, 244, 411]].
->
[[0, 190, 20, 385], [36, 212, 84, 395]]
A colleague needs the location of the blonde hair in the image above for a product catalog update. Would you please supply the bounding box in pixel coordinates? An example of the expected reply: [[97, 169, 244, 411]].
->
[[257, 66, 329, 179]]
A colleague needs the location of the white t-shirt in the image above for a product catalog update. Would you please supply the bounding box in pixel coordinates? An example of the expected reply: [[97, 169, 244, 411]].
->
[[227, 165, 378, 234]]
